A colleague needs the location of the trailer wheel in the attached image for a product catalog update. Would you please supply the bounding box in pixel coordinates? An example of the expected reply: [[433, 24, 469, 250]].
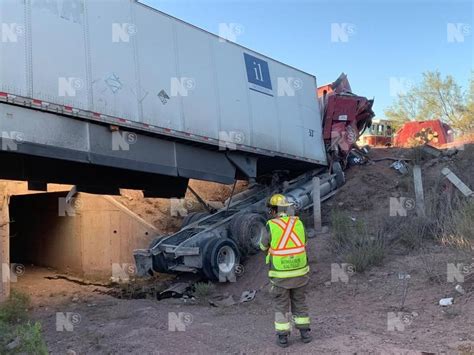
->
[[332, 161, 345, 188], [181, 212, 209, 228], [201, 238, 240, 281], [230, 213, 267, 256]]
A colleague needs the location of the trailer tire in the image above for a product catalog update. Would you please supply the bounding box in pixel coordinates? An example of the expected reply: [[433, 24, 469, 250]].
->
[[181, 212, 209, 228], [230, 213, 267, 256], [332, 161, 345, 188], [201, 238, 240, 281]]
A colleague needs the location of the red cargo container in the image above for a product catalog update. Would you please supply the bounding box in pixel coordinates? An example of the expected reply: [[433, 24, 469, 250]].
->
[[393, 120, 454, 147]]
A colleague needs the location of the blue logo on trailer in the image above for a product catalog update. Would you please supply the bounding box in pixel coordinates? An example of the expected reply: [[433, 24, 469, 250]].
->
[[244, 53, 273, 95]]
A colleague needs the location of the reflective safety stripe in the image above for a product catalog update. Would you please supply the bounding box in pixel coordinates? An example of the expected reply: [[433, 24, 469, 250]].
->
[[277, 217, 297, 249], [269, 265, 310, 278], [274, 322, 291, 331], [259, 242, 268, 251], [272, 217, 303, 249], [269, 246, 305, 256], [294, 316, 311, 325]]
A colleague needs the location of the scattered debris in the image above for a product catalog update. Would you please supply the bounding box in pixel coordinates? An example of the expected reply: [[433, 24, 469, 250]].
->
[[421, 144, 442, 158], [439, 297, 454, 306], [240, 290, 256, 303], [455, 285, 465, 295], [390, 160, 409, 175], [209, 294, 237, 307], [441, 168, 474, 197], [159, 282, 191, 299]]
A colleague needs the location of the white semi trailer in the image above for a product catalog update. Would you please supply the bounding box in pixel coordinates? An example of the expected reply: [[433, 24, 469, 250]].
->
[[0, 0, 373, 280], [0, 0, 328, 194]]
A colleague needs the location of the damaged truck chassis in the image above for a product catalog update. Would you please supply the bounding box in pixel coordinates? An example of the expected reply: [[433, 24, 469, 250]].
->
[[134, 169, 342, 281]]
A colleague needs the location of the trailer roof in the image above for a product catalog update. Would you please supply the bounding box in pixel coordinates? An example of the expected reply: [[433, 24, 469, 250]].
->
[[135, 1, 317, 80]]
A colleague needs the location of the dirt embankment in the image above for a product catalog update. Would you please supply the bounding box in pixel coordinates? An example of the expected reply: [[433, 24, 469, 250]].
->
[[327, 144, 474, 222], [114, 180, 248, 234]]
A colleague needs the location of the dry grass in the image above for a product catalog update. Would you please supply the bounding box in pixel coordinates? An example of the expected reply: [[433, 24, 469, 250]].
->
[[192, 282, 215, 300], [330, 210, 386, 272], [439, 199, 474, 250]]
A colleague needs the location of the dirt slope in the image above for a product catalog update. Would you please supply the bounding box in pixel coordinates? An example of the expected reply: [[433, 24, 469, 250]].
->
[[114, 180, 248, 234]]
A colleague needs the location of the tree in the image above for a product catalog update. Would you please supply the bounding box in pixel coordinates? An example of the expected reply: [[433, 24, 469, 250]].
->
[[385, 71, 474, 134]]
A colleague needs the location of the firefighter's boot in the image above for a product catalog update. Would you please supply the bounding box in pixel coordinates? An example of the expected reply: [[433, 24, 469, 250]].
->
[[276, 334, 289, 348], [300, 329, 312, 343]]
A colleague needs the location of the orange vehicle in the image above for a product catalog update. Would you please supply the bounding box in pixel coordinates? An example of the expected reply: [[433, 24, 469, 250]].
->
[[357, 119, 394, 146]]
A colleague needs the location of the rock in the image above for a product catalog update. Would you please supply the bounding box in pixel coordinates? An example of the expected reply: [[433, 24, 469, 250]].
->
[[324, 281, 331, 287], [455, 284, 465, 295], [6, 337, 20, 351]]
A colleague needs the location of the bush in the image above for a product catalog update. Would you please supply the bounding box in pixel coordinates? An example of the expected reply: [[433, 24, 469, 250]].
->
[[385, 216, 435, 249], [0, 291, 48, 354], [440, 199, 474, 250], [15, 322, 48, 355], [330, 210, 386, 272], [192, 282, 215, 300], [0, 290, 30, 324]]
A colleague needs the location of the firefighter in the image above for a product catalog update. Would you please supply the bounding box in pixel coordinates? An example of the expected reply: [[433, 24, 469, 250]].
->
[[259, 194, 312, 348]]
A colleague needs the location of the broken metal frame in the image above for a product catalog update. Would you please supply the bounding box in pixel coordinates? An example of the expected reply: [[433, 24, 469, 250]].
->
[[134, 169, 339, 276]]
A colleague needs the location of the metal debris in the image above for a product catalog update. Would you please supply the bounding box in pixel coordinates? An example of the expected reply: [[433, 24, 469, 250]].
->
[[390, 160, 409, 175], [209, 294, 237, 307], [455, 284, 465, 295], [439, 297, 453, 306], [421, 144, 442, 157], [240, 290, 256, 303], [159, 282, 191, 299], [441, 168, 474, 197]]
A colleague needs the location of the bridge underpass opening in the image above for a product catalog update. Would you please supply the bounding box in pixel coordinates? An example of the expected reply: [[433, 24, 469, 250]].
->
[[9, 191, 156, 285]]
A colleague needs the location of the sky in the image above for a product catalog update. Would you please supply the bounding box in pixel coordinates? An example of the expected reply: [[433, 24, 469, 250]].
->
[[141, 0, 472, 118]]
